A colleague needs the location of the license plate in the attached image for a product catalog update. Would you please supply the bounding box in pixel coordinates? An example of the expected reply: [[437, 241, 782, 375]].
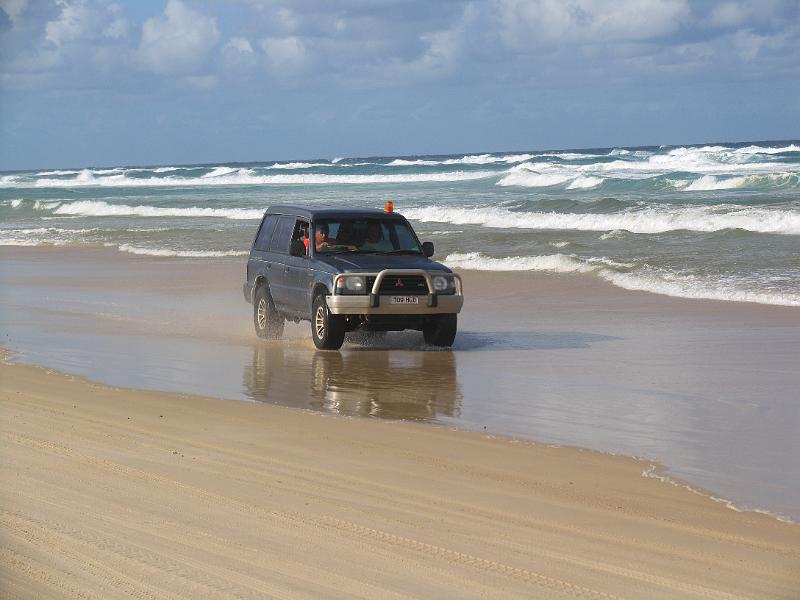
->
[[390, 296, 419, 304]]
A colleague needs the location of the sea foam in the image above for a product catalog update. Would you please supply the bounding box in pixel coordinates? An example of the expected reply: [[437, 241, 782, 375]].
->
[[445, 252, 800, 306], [53, 200, 264, 220], [403, 205, 800, 235], [117, 244, 248, 257], [15, 170, 495, 188]]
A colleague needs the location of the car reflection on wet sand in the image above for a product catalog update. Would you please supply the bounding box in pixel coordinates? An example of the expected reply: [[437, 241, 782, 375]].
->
[[243, 340, 462, 420]]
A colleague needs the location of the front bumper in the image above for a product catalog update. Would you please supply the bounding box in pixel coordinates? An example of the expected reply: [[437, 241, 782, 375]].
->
[[327, 269, 464, 316]]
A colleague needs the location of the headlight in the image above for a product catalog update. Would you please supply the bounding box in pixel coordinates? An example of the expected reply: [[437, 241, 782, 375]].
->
[[432, 275, 455, 294], [336, 275, 367, 294]]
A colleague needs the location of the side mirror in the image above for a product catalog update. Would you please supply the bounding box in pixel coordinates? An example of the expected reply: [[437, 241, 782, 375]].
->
[[422, 241, 434, 257], [290, 240, 307, 257]]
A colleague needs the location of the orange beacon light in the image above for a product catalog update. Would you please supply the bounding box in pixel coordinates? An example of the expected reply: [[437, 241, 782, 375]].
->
[[384, 200, 394, 213]]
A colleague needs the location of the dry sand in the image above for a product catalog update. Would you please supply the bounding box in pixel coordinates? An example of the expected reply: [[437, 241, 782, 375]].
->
[[2, 356, 798, 599]]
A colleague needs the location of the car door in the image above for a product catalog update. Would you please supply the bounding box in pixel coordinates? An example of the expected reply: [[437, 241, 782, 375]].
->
[[266, 215, 297, 310], [249, 214, 278, 286], [285, 219, 314, 316]]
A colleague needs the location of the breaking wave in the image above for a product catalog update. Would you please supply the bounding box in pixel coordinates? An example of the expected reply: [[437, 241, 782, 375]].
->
[[265, 161, 333, 169], [403, 205, 800, 235], [117, 244, 247, 257], [387, 153, 536, 166], [6, 170, 494, 188], [53, 200, 264, 220], [445, 252, 800, 307]]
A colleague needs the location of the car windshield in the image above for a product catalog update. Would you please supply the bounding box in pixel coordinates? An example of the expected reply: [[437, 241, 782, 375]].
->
[[314, 218, 422, 255]]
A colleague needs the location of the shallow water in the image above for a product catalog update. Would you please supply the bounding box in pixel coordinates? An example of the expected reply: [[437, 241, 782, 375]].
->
[[2, 248, 798, 521]]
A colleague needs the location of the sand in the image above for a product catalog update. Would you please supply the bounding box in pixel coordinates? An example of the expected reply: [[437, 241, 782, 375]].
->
[[2, 357, 799, 599], [3, 246, 799, 519]]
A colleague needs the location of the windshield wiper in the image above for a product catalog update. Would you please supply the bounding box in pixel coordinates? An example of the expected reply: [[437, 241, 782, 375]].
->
[[386, 249, 423, 255]]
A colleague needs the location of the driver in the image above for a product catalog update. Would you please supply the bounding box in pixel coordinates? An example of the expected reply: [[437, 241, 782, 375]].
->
[[314, 222, 330, 252], [359, 221, 387, 251]]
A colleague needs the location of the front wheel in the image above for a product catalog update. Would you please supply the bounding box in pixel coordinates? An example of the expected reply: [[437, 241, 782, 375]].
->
[[312, 294, 346, 350], [423, 314, 457, 347], [254, 285, 284, 339]]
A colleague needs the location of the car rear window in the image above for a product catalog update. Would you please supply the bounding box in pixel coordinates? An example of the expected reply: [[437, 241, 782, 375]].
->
[[268, 216, 296, 253]]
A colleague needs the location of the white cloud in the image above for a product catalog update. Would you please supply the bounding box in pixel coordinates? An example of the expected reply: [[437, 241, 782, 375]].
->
[[221, 36, 256, 71], [225, 37, 254, 54], [46, 0, 94, 46], [0, 0, 28, 23], [706, 1, 785, 29], [495, 0, 691, 48], [260, 36, 308, 73], [138, 0, 220, 75], [733, 29, 766, 61], [103, 16, 127, 39]]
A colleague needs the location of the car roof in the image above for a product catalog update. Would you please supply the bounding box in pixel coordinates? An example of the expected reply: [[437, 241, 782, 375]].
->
[[264, 205, 407, 220]]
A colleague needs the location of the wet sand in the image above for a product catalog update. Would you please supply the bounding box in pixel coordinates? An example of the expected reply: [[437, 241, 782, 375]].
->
[[2, 246, 799, 521], [2, 357, 799, 598]]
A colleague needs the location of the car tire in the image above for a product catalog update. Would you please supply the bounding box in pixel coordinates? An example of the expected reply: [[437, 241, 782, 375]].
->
[[312, 294, 346, 350], [423, 314, 457, 347], [253, 284, 284, 339]]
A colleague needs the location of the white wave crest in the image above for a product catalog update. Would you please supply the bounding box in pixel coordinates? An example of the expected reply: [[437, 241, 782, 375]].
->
[[12, 170, 494, 188], [53, 200, 264, 220], [387, 158, 440, 166], [446, 252, 594, 273], [117, 244, 247, 257], [36, 169, 80, 176], [567, 176, 604, 189], [265, 161, 332, 169], [0, 227, 99, 247], [732, 144, 800, 155], [4, 198, 62, 210], [684, 175, 747, 191], [201, 166, 240, 178], [497, 169, 572, 187], [388, 154, 535, 167], [403, 205, 800, 235], [445, 252, 800, 306]]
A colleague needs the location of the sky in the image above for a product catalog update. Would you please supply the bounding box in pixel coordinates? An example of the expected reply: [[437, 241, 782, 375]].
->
[[1, 0, 798, 170]]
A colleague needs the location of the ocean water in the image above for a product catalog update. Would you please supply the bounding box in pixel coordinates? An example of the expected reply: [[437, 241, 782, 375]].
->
[[2, 140, 799, 306]]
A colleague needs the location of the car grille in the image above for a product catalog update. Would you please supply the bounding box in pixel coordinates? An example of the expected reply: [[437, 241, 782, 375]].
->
[[366, 275, 430, 295]]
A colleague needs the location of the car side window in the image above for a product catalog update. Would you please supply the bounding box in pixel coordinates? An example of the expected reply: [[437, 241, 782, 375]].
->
[[268, 216, 296, 254], [255, 215, 278, 251], [291, 220, 310, 255]]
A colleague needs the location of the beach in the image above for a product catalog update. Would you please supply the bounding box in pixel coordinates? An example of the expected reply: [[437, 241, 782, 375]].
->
[[3, 356, 799, 599], [3, 0, 799, 594], [1, 245, 800, 597]]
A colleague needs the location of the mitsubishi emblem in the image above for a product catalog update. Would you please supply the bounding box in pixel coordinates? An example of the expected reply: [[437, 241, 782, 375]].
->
[[395, 278, 404, 287]]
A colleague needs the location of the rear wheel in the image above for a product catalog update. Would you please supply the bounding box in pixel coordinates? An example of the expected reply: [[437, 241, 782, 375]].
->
[[423, 314, 457, 347], [253, 285, 284, 339], [312, 294, 346, 350]]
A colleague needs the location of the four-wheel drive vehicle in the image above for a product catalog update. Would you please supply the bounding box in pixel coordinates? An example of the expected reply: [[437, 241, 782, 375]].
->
[[243, 205, 464, 350]]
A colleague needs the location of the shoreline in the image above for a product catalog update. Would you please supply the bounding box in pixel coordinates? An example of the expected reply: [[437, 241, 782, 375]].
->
[[2, 355, 799, 597], [2, 245, 799, 523], [4, 241, 800, 308], [2, 346, 793, 527]]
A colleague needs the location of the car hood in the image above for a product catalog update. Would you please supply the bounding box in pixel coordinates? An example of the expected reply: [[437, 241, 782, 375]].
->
[[315, 253, 452, 273]]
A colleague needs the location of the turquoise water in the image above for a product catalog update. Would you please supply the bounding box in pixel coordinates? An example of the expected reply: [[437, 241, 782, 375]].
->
[[2, 140, 799, 305]]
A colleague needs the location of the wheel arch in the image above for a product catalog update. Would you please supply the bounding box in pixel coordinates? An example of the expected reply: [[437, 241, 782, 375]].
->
[[252, 274, 269, 301], [312, 282, 330, 300]]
